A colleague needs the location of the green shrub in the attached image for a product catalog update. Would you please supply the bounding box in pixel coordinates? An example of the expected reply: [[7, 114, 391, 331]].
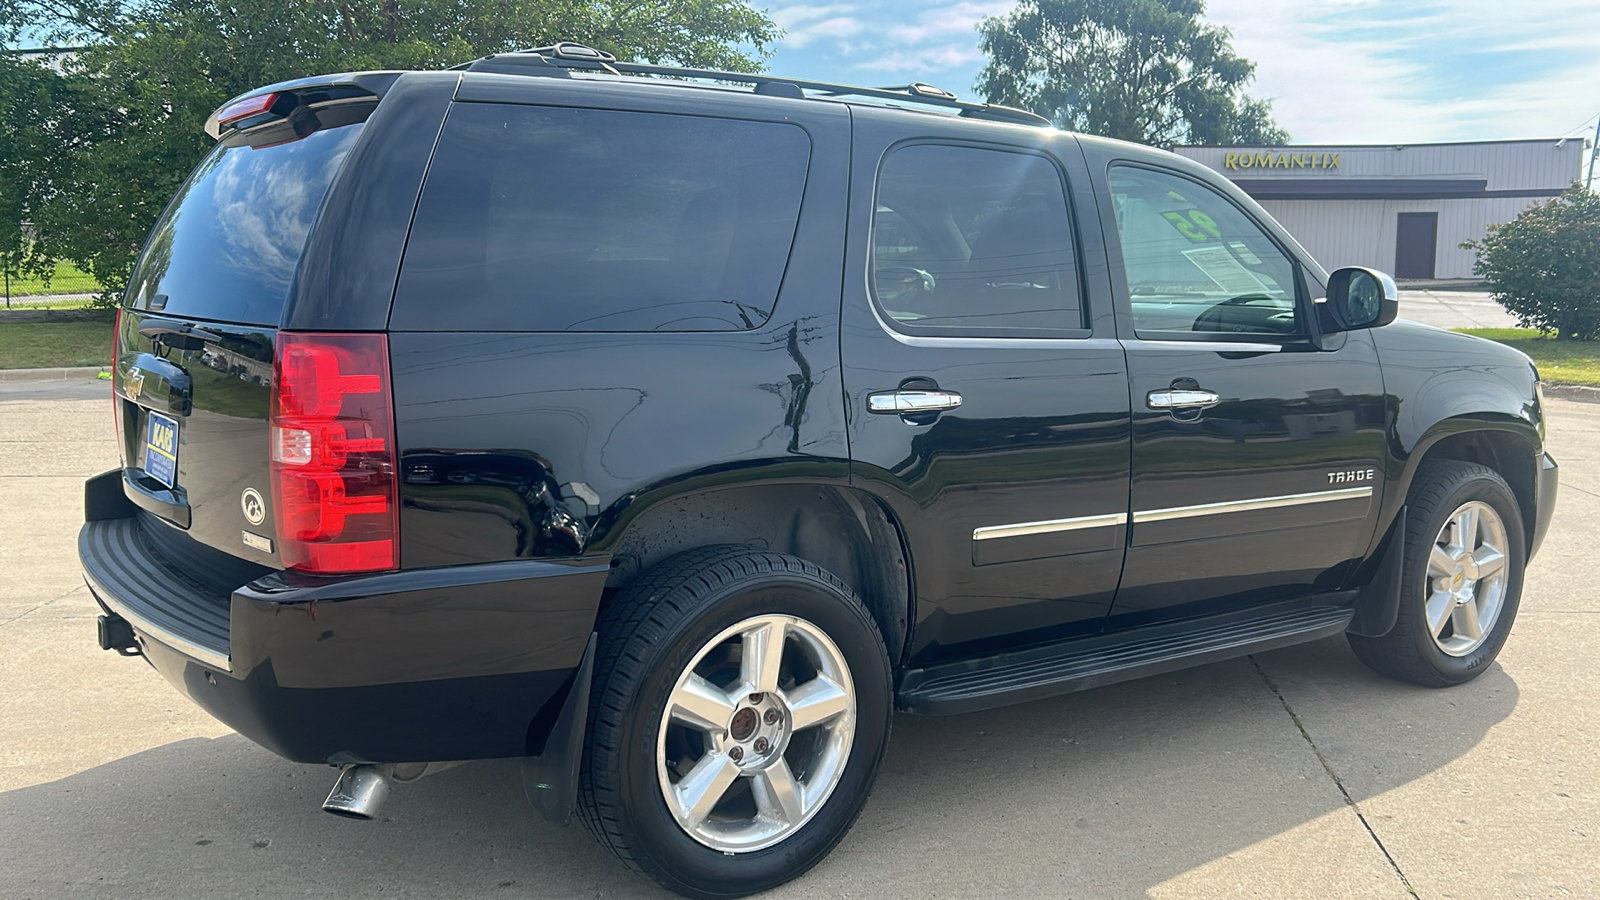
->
[[1466, 185, 1600, 340]]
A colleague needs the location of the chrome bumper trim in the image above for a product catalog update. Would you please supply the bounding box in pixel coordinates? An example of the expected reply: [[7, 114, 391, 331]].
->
[[85, 570, 233, 672]]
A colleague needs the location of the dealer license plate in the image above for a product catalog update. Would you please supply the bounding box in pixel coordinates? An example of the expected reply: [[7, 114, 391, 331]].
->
[[144, 411, 179, 488]]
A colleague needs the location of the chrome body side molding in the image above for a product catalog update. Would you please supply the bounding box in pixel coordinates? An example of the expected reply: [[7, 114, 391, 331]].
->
[[971, 487, 1372, 542], [1132, 487, 1373, 524], [972, 512, 1128, 542]]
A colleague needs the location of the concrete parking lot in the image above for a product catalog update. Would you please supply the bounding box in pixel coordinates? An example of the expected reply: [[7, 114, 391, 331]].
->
[[1394, 288, 1518, 330], [2, 375, 1595, 899]]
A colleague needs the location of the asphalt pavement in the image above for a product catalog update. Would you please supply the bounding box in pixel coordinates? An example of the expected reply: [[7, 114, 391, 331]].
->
[[1, 383, 1595, 899]]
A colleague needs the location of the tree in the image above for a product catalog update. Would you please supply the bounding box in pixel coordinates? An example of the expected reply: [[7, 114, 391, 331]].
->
[[1, 0, 780, 302], [0, 54, 55, 294], [0, 52, 95, 294], [976, 0, 1288, 147], [1465, 185, 1600, 341]]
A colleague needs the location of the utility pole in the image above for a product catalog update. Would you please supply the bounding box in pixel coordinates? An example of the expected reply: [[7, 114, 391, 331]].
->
[[1589, 115, 1600, 191]]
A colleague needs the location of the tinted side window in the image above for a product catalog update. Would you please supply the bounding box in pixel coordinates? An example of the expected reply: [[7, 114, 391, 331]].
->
[[1109, 166, 1302, 337], [871, 144, 1084, 337], [391, 104, 811, 332]]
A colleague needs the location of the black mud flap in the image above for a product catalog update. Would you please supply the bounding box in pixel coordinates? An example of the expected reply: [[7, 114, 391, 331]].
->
[[521, 632, 596, 826], [1347, 507, 1406, 638]]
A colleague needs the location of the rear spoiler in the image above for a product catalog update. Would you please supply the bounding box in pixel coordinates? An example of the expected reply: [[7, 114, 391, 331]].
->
[[205, 71, 405, 139]]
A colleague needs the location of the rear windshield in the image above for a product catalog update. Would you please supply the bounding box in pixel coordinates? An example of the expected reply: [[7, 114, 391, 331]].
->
[[124, 120, 365, 326], [389, 103, 811, 332]]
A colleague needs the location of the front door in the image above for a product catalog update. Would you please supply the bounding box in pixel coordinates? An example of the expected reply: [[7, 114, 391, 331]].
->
[[1094, 162, 1389, 627], [1396, 212, 1438, 279], [842, 109, 1131, 665]]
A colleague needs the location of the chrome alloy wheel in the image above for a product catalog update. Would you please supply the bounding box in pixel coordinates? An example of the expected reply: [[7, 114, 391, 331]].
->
[[1426, 500, 1510, 657], [656, 614, 856, 853]]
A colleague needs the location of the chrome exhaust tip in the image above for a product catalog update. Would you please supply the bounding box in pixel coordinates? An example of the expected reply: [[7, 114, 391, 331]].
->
[[322, 764, 391, 820]]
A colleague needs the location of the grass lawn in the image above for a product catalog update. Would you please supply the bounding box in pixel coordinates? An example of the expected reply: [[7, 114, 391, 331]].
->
[[1457, 328, 1600, 386], [0, 320, 115, 369], [3, 260, 104, 297]]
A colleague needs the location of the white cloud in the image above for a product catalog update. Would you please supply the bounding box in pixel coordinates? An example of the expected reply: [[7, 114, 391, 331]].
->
[[855, 44, 987, 72], [773, 4, 863, 48], [887, 1, 1013, 44], [1205, 0, 1600, 142], [786, 18, 863, 49], [767, 0, 1600, 136], [771, 0, 1008, 84], [770, 4, 853, 29]]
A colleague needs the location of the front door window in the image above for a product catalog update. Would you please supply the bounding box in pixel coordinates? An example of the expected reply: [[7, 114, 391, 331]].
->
[[1109, 166, 1302, 338]]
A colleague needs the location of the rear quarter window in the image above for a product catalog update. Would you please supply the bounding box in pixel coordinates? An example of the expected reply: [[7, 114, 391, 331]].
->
[[390, 103, 812, 333]]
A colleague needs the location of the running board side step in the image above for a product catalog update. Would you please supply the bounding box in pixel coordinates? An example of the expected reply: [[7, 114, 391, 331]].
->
[[897, 603, 1356, 716]]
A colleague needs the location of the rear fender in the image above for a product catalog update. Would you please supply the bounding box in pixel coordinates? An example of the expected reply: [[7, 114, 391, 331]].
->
[[601, 484, 914, 667]]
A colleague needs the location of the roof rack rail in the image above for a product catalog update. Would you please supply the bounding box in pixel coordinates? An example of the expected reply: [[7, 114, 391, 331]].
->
[[455, 43, 1052, 128]]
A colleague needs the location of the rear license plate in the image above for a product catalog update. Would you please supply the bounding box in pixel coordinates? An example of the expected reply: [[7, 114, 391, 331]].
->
[[144, 411, 179, 488]]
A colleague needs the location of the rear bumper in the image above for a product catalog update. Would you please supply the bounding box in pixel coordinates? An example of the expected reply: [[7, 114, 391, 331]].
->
[[1531, 451, 1558, 560], [82, 515, 233, 670], [79, 476, 609, 764]]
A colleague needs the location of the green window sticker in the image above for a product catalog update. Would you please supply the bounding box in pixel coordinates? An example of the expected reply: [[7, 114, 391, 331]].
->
[[1160, 209, 1224, 243]]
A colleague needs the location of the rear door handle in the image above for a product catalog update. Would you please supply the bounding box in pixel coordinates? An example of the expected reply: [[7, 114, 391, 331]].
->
[[867, 390, 963, 414], [1146, 389, 1219, 410]]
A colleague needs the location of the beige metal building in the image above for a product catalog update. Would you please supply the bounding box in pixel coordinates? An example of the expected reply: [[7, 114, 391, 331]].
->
[[1172, 140, 1583, 279]]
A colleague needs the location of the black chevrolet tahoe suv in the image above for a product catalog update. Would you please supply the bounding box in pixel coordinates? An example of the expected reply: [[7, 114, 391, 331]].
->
[[81, 44, 1558, 898]]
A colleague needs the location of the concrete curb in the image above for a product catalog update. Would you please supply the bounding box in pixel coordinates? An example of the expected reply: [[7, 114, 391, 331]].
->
[[0, 307, 113, 322], [0, 366, 109, 382], [1545, 383, 1600, 404], [2, 292, 98, 302], [1396, 279, 1488, 293]]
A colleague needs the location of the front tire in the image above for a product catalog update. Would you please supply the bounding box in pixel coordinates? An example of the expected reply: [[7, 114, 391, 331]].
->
[[1349, 460, 1526, 686], [577, 547, 893, 898]]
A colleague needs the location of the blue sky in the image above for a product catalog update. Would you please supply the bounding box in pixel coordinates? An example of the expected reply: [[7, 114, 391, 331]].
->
[[762, 0, 1600, 145]]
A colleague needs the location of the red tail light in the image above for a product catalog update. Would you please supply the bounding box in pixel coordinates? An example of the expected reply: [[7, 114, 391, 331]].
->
[[270, 333, 398, 573]]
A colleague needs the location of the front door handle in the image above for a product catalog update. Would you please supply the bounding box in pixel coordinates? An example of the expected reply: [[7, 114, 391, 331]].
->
[[1146, 389, 1219, 410], [867, 390, 964, 414]]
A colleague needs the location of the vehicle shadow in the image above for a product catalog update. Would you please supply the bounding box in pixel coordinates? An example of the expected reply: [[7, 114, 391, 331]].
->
[[0, 635, 1516, 899]]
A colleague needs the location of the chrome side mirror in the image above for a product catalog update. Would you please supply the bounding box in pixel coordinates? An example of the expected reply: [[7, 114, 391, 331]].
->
[[1321, 267, 1399, 332]]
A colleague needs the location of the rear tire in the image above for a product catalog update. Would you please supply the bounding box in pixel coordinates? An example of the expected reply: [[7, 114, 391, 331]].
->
[[1348, 460, 1525, 687], [577, 547, 893, 898]]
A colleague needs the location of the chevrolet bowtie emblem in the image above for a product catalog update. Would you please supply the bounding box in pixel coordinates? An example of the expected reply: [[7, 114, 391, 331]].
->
[[126, 366, 145, 401]]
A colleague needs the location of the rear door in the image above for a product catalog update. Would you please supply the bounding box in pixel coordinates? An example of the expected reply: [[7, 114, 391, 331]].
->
[[114, 103, 373, 565], [842, 108, 1131, 665], [1089, 157, 1388, 627]]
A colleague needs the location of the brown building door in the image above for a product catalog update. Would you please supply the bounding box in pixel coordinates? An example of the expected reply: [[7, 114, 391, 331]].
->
[[1395, 212, 1438, 279]]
